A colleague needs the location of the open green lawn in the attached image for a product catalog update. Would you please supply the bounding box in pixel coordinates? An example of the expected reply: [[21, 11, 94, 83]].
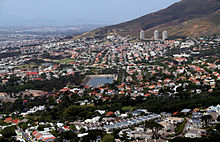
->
[[16, 62, 39, 70], [55, 58, 77, 63], [122, 106, 136, 111]]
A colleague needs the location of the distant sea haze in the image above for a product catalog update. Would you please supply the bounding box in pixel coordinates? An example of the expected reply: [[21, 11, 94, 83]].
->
[[0, 0, 180, 26], [0, 19, 110, 26]]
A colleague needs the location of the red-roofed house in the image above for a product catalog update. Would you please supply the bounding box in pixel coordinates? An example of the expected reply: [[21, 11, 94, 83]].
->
[[59, 87, 70, 92], [26, 72, 39, 80], [145, 94, 151, 97], [106, 112, 114, 117], [4, 117, 12, 123], [12, 119, 21, 124], [32, 131, 56, 142]]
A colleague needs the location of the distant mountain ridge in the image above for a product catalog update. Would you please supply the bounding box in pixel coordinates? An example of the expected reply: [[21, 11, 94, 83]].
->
[[81, 0, 220, 38]]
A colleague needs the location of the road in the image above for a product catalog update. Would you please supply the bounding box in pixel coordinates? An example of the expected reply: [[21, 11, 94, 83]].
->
[[17, 127, 34, 142], [179, 118, 190, 137], [160, 118, 190, 140]]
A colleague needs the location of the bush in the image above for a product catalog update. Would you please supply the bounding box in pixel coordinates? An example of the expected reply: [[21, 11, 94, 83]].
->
[[1, 126, 16, 138], [102, 134, 114, 142], [175, 118, 187, 135]]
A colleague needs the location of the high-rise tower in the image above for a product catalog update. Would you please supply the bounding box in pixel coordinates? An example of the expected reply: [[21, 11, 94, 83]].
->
[[154, 30, 159, 40], [162, 30, 168, 40], [140, 30, 145, 40]]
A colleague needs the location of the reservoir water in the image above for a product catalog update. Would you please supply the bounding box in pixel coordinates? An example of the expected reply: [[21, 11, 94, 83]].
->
[[87, 77, 114, 87]]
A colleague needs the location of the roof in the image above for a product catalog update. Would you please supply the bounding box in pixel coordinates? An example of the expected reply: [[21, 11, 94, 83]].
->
[[59, 87, 70, 92], [173, 111, 178, 115], [145, 94, 151, 96], [12, 119, 21, 123], [42, 137, 56, 141], [106, 112, 114, 116], [26, 72, 39, 75], [33, 131, 56, 141], [4, 117, 12, 123], [181, 109, 191, 113]]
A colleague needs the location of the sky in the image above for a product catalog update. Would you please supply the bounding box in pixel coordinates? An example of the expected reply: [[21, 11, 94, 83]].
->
[[0, 0, 180, 26]]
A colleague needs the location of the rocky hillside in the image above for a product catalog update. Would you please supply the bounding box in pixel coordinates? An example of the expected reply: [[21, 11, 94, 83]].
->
[[81, 0, 220, 38]]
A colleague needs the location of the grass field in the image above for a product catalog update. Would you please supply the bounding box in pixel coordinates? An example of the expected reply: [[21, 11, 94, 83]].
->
[[55, 58, 77, 63], [16, 62, 38, 70], [122, 106, 136, 111]]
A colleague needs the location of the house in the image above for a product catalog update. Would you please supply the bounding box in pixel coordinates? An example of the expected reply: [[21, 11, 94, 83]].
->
[[63, 126, 70, 131], [21, 105, 45, 116], [84, 116, 101, 123], [190, 118, 202, 129], [77, 133, 89, 139], [193, 80, 201, 86], [206, 111, 219, 124], [208, 104, 220, 114], [120, 113, 128, 118], [134, 127, 145, 132], [132, 109, 149, 116], [164, 78, 171, 83], [59, 87, 71, 92], [160, 112, 171, 118], [106, 112, 114, 117], [95, 110, 106, 115], [181, 109, 191, 114], [158, 121, 171, 132], [26, 72, 40, 80], [21, 90, 48, 97], [1, 79, 8, 84], [12, 119, 21, 124], [57, 123, 64, 128], [130, 132, 152, 140], [4, 117, 12, 123], [185, 129, 206, 138], [32, 131, 56, 142], [0, 93, 7, 97], [165, 117, 184, 125], [192, 112, 203, 118]]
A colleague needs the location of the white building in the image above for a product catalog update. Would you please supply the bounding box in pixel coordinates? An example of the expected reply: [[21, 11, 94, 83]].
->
[[154, 30, 159, 40], [140, 30, 145, 40], [162, 30, 168, 40]]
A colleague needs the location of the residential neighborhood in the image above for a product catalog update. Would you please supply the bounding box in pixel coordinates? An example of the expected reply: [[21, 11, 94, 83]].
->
[[0, 33, 220, 141]]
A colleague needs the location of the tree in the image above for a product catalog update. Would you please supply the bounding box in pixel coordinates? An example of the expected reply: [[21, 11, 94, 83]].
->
[[215, 123, 220, 133], [63, 105, 95, 121], [0, 137, 16, 142], [59, 131, 79, 142], [102, 134, 114, 142], [176, 86, 184, 93], [112, 129, 120, 139], [18, 122, 28, 131], [81, 130, 104, 142], [37, 125, 45, 131], [145, 121, 163, 141], [2, 126, 16, 138], [79, 128, 86, 133], [121, 132, 128, 141], [217, 115, 220, 122], [69, 124, 77, 130], [40, 73, 47, 80]]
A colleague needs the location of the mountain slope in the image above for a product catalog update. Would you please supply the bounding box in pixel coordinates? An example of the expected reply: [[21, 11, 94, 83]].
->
[[82, 0, 220, 38], [144, 9, 220, 37]]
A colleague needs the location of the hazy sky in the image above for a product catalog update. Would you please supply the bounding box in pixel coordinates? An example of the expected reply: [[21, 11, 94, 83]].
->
[[0, 0, 180, 25]]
